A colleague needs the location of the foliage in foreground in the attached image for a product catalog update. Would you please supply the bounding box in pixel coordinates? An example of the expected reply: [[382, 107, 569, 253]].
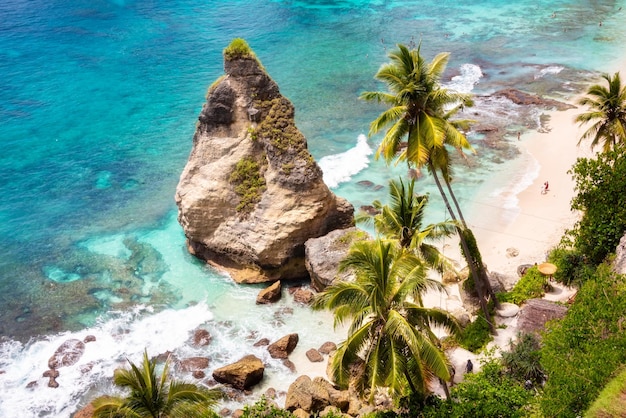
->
[[313, 238, 459, 401], [367, 356, 534, 418], [92, 350, 220, 418], [455, 310, 493, 353], [540, 264, 626, 417]]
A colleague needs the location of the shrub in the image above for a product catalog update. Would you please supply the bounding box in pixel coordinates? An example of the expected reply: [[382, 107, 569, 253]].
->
[[548, 245, 594, 286], [500, 266, 545, 305], [540, 264, 626, 417], [223, 38, 256, 60], [456, 312, 493, 353], [241, 396, 294, 417], [568, 147, 626, 265], [501, 333, 545, 385], [229, 156, 266, 213]]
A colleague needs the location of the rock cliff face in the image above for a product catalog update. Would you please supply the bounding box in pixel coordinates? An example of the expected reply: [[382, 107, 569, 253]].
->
[[175, 41, 354, 283]]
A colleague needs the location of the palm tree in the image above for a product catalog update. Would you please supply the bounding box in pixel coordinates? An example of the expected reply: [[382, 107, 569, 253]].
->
[[575, 72, 626, 152], [357, 176, 457, 274], [92, 350, 221, 418], [360, 43, 498, 330], [312, 239, 459, 401]]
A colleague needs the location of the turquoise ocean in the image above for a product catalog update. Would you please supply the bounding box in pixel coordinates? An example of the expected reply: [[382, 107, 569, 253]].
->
[[1, 0, 625, 415]]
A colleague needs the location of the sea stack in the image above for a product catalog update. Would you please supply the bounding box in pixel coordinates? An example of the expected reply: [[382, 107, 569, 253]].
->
[[175, 39, 354, 283]]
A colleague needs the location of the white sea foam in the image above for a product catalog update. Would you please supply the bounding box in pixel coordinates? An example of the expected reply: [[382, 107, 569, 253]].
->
[[487, 150, 541, 221], [534, 65, 564, 80], [319, 134, 373, 188], [0, 304, 214, 417], [445, 63, 483, 93]]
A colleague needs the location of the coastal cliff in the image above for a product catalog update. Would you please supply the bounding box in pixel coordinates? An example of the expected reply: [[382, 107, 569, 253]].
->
[[175, 39, 354, 283]]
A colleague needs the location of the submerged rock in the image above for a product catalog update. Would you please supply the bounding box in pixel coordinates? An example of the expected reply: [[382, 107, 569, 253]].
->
[[175, 40, 354, 284]]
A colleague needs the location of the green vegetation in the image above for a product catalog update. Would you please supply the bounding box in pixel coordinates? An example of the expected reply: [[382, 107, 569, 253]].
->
[[313, 238, 459, 401], [499, 266, 546, 305], [241, 396, 295, 417], [360, 43, 498, 332], [92, 350, 221, 418], [584, 367, 626, 418], [455, 311, 493, 353], [357, 177, 457, 274], [501, 333, 545, 385], [566, 146, 626, 265], [223, 38, 257, 61], [575, 72, 626, 152], [329, 228, 369, 250], [540, 263, 626, 417], [229, 156, 266, 213]]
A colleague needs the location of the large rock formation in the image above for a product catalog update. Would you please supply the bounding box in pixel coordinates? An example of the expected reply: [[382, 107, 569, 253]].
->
[[175, 39, 354, 283]]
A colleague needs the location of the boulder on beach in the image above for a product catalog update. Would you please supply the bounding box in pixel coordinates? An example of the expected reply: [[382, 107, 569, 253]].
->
[[268, 333, 299, 359], [212, 354, 265, 390], [518, 298, 568, 337], [175, 39, 354, 284]]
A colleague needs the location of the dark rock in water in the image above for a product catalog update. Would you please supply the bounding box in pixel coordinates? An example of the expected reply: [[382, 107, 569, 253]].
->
[[48, 339, 85, 369], [268, 333, 299, 359], [179, 357, 210, 372], [83, 335, 96, 343], [492, 89, 575, 110], [265, 387, 277, 399], [282, 359, 296, 373], [318, 341, 337, 354], [43, 369, 59, 378], [356, 180, 375, 188], [256, 280, 282, 304], [253, 338, 270, 347], [192, 329, 212, 347], [26, 381, 38, 389], [192, 370, 206, 379], [48, 376, 59, 388], [175, 40, 354, 284], [212, 355, 265, 390], [292, 287, 314, 305]]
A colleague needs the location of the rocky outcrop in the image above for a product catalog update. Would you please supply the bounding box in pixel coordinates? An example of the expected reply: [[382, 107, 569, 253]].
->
[[518, 298, 568, 337], [212, 354, 265, 390], [613, 233, 626, 274], [305, 227, 368, 292], [492, 89, 575, 110], [175, 40, 354, 283], [285, 375, 331, 413]]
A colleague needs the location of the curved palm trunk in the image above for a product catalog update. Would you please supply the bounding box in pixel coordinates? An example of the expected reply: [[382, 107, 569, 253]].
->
[[430, 165, 495, 334], [445, 178, 500, 309]]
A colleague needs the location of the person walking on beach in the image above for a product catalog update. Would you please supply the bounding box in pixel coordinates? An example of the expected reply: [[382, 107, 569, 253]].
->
[[542, 181, 549, 194]]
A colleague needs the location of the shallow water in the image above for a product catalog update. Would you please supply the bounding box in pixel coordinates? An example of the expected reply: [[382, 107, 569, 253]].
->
[[1, 0, 626, 415]]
